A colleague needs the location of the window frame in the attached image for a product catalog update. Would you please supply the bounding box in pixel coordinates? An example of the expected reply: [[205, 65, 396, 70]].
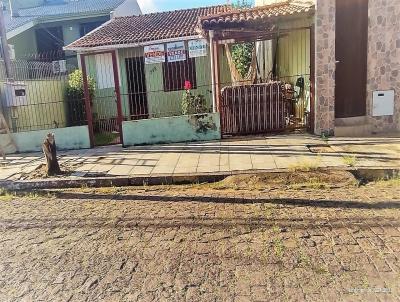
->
[[162, 55, 197, 92]]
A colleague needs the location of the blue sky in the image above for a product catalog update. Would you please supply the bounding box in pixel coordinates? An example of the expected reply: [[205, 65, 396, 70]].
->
[[137, 0, 243, 13]]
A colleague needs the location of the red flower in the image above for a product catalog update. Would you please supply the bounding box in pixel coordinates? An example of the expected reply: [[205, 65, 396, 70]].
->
[[184, 80, 192, 90]]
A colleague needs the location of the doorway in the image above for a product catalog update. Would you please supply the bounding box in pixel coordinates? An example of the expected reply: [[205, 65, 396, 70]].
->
[[335, 0, 368, 118], [125, 57, 149, 120]]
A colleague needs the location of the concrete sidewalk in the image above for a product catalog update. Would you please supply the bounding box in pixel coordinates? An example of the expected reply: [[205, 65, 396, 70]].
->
[[1, 134, 399, 182]]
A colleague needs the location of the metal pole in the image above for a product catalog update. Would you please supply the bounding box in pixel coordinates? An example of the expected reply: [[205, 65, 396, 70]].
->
[[0, 4, 12, 79], [80, 54, 95, 148], [111, 50, 124, 146], [209, 30, 217, 113]]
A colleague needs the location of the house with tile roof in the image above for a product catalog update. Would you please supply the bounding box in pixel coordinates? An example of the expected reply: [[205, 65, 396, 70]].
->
[[63, 5, 233, 146], [63, 2, 318, 147], [3, 0, 142, 63], [1, 0, 398, 154]]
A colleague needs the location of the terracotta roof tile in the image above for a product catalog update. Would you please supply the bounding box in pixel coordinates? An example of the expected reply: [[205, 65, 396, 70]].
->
[[199, 1, 315, 30], [66, 5, 232, 50]]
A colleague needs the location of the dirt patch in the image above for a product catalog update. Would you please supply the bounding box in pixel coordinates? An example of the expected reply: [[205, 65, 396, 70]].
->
[[307, 144, 336, 153], [208, 170, 358, 190], [20, 162, 80, 180]]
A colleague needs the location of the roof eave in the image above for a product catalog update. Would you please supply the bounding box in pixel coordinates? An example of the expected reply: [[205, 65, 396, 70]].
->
[[199, 7, 315, 32], [6, 10, 115, 36], [65, 35, 202, 53]]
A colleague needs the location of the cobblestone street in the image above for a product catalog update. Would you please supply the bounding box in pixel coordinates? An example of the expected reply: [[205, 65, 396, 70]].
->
[[0, 181, 399, 301]]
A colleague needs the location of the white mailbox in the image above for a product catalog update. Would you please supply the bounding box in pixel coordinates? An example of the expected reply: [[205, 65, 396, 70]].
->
[[2, 81, 27, 107], [372, 90, 395, 116]]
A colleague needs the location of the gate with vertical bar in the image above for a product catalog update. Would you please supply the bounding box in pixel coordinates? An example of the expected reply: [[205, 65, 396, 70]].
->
[[80, 50, 124, 147], [220, 82, 293, 136]]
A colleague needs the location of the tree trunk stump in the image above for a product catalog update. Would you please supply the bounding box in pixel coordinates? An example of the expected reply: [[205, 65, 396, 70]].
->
[[42, 133, 61, 176]]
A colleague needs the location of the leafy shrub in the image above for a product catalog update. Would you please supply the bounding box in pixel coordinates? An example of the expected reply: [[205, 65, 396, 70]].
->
[[231, 42, 255, 78], [65, 69, 95, 101], [181, 90, 207, 115], [65, 70, 96, 126], [231, 0, 254, 78]]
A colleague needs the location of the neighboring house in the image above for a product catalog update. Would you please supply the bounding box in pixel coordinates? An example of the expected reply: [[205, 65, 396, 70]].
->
[[64, 3, 315, 146], [3, 0, 142, 64]]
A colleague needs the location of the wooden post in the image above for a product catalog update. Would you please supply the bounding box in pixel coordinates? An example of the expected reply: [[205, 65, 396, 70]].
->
[[209, 30, 217, 113], [213, 40, 221, 112], [80, 54, 95, 148], [111, 50, 124, 146]]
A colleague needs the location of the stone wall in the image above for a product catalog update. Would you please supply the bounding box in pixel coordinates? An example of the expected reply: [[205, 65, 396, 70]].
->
[[367, 0, 400, 133], [314, 0, 335, 135]]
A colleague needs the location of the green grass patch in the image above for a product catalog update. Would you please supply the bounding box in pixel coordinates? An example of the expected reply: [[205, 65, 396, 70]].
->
[[0, 189, 14, 202], [94, 132, 120, 146]]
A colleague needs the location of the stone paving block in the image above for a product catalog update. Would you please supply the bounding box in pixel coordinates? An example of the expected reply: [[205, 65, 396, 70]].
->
[[74, 163, 96, 173], [229, 154, 252, 171], [176, 154, 200, 167], [151, 165, 176, 175], [199, 152, 220, 163], [107, 165, 135, 176], [130, 165, 154, 175], [0, 182, 399, 300], [173, 166, 197, 174], [220, 154, 229, 166], [1, 135, 399, 182], [251, 155, 277, 170], [197, 165, 220, 173], [90, 164, 115, 173]]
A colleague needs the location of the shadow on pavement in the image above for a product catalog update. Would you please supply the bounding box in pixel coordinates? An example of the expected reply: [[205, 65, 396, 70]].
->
[[52, 192, 400, 210]]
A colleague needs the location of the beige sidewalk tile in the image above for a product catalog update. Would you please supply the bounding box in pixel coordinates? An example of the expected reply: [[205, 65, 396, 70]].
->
[[151, 165, 176, 175], [107, 165, 135, 176], [130, 165, 154, 175]]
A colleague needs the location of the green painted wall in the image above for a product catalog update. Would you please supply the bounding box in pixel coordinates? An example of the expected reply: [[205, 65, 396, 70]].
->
[[0, 79, 68, 132], [122, 113, 221, 146], [84, 54, 119, 121], [8, 28, 38, 59], [276, 18, 313, 116], [118, 44, 214, 119], [0, 125, 90, 154], [85, 43, 231, 121], [9, 16, 109, 60], [277, 28, 311, 86], [218, 46, 233, 89]]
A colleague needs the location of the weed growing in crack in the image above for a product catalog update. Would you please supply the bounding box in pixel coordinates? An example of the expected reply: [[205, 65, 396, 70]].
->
[[288, 156, 322, 172], [0, 189, 14, 202], [273, 238, 284, 258], [297, 250, 311, 267], [343, 155, 358, 167]]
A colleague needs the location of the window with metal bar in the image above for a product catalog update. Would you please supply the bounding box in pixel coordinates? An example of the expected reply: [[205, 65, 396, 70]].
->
[[162, 58, 197, 92]]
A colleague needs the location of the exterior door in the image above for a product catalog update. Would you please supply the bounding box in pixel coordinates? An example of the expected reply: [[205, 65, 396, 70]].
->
[[335, 0, 368, 118]]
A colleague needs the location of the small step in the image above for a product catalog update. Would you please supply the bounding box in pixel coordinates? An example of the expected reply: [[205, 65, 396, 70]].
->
[[335, 116, 372, 137], [335, 124, 372, 137], [335, 116, 368, 127]]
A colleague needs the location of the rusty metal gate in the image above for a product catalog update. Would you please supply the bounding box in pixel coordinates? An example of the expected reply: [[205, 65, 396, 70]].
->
[[220, 82, 298, 136]]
